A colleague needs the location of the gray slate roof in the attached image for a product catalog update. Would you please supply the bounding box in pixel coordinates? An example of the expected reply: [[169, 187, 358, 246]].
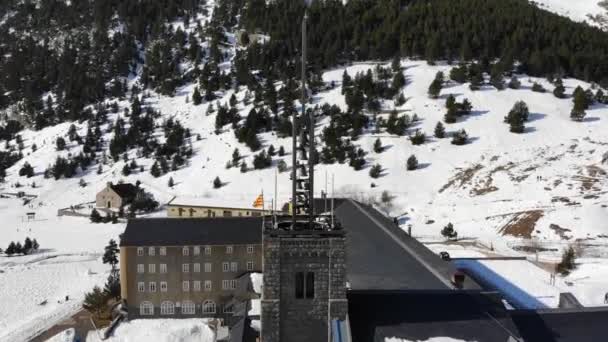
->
[[120, 217, 263, 246], [336, 199, 480, 291]]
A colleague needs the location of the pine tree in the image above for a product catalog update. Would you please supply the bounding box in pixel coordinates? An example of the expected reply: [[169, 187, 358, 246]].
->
[[571, 88, 588, 121], [553, 78, 566, 98], [103, 239, 119, 269], [557, 246, 576, 275], [240, 161, 248, 173], [391, 54, 401, 72], [14, 242, 22, 254], [373, 138, 383, 153], [6, 242, 16, 256], [23, 237, 33, 255], [369, 164, 382, 178], [441, 223, 458, 240], [532, 82, 546, 93], [104, 269, 121, 299], [428, 77, 442, 99], [409, 130, 426, 145], [82, 286, 107, 317], [508, 75, 521, 89], [19, 162, 34, 178], [407, 155, 418, 171], [278, 160, 287, 173], [32, 239, 39, 251], [444, 106, 458, 124], [56, 137, 66, 151], [213, 176, 222, 188], [278, 146, 285, 156], [434, 122, 446, 138], [122, 164, 131, 176], [192, 86, 202, 105], [168, 177, 174, 187], [451, 129, 469, 145], [490, 65, 505, 90], [505, 101, 528, 133], [90, 209, 102, 223], [150, 162, 161, 177]]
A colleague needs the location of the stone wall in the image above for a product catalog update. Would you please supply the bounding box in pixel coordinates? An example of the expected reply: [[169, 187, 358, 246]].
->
[[261, 232, 347, 342]]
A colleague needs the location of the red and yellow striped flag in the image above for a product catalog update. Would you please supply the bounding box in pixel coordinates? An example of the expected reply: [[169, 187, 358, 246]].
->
[[252, 194, 264, 208]]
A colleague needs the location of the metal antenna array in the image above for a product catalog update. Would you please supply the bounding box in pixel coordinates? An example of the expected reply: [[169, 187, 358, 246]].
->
[[291, 11, 315, 229]]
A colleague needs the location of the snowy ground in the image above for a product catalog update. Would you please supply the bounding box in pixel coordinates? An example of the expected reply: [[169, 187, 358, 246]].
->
[[86, 319, 215, 342], [531, 0, 608, 28]]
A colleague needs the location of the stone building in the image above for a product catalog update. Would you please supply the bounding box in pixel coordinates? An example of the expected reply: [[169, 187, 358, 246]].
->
[[119, 217, 263, 319], [96, 182, 139, 209], [167, 196, 270, 218], [261, 220, 348, 342]]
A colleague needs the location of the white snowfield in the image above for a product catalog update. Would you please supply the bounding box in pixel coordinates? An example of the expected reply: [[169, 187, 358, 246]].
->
[[531, 0, 607, 27], [86, 319, 215, 342]]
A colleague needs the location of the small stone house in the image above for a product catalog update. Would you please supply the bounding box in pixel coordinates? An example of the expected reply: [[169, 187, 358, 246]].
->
[[96, 182, 139, 209]]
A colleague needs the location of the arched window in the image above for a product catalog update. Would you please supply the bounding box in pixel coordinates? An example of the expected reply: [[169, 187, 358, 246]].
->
[[182, 300, 196, 315], [160, 301, 175, 315], [140, 301, 154, 316], [202, 300, 216, 314]]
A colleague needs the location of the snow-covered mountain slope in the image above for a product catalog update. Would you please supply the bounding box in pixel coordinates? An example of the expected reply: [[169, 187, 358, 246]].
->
[[2, 58, 608, 340], [531, 0, 608, 29]]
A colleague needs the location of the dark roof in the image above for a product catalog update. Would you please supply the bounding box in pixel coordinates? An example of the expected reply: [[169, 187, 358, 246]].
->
[[110, 183, 138, 199], [348, 291, 608, 342], [120, 217, 263, 246], [335, 199, 480, 291]]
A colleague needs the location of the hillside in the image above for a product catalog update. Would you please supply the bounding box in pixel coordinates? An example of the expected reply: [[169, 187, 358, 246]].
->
[[531, 0, 608, 29], [1, 0, 608, 341]]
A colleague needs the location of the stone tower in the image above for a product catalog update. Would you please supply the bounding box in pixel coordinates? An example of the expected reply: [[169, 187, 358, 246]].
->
[[261, 225, 347, 342]]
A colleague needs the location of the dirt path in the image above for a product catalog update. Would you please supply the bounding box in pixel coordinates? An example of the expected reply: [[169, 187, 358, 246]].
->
[[30, 309, 96, 342]]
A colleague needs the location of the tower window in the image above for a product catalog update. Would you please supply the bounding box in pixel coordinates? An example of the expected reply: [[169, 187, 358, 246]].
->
[[295, 272, 304, 299], [295, 272, 315, 299], [306, 272, 315, 299]]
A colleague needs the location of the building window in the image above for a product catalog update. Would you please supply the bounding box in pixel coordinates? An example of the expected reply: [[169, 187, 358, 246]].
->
[[223, 279, 237, 290], [222, 262, 229, 272], [193, 263, 200, 273], [204, 280, 212, 291], [226, 246, 233, 254], [193, 246, 200, 255], [148, 264, 156, 273], [148, 247, 155, 256], [204, 263, 212, 273], [140, 302, 154, 316], [182, 264, 190, 273], [160, 264, 167, 274], [306, 272, 315, 299], [160, 282, 168, 292], [137, 248, 144, 256], [230, 262, 238, 272], [203, 300, 216, 314], [295, 272, 304, 299], [137, 264, 144, 274], [223, 303, 234, 314], [247, 245, 254, 254], [182, 247, 189, 256], [182, 301, 195, 315], [160, 247, 166, 256], [223, 210, 232, 217], [138, 282, 145, 292], [193, 281, 201, 291], [160, 301, 175, 315], [204, 246, 212, 255], [246, 261, 254, 271], [183, 281, 190, 292], [149, 282, 157, 293]]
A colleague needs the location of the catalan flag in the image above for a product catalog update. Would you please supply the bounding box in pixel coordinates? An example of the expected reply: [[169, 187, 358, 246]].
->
[[252, 193, 264, 208]]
